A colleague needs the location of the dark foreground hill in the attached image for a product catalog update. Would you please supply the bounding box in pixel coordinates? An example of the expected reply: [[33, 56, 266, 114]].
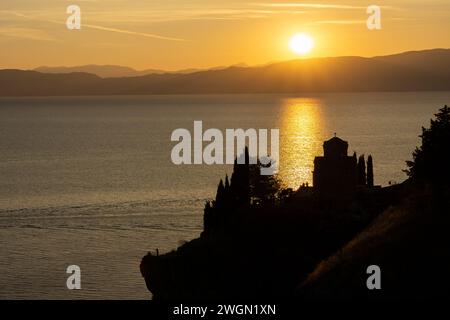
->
[[297, 188, 450, 299], [141, 184, 450, 300], [140, 105, 450, 300], [139, 186, 403, 300], [2, 49, 450, 96]]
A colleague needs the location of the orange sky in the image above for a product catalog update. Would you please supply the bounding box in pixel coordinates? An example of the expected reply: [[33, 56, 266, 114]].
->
[[1, 0, 449, 70]]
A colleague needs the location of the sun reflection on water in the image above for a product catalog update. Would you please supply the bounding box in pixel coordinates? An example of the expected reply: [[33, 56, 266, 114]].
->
[[278, 98, 326, 189]]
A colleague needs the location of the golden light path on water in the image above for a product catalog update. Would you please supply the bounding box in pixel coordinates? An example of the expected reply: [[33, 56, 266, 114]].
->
[[277, 98, 326, 189]]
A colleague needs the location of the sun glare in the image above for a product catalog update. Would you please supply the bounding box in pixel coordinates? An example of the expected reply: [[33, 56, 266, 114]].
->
[[289, 33, 314, 55]]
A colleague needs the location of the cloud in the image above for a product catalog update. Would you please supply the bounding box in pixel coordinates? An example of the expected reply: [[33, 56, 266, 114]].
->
[[82, 23, 186, 41], [254, 2, 365, 10], [80, 9, 279, 24], [312, 19, 366, 25], [0, 10, 186, 42], [0, 27, 55, 41]]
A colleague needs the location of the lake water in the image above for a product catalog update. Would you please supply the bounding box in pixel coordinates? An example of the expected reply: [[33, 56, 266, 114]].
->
[[0, 92, 449, 299]]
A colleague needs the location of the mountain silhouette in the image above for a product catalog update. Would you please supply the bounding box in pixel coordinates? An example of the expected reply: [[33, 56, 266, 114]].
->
[[2, 49, 449, 96], [33, 65, 202, 78]]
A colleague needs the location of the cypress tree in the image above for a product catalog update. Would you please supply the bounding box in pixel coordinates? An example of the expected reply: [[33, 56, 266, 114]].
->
[[357, 155, 366, 185], [215, 179, 225, 207], [224, 174, 230, 190], [242, 146, 250, 204], [367, 155, 374, 187], [203, 201, 212, 233], [229, 147, 251, 206]]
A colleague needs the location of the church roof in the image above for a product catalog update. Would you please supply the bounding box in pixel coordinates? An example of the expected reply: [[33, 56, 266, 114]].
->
[[323, 136, 349, 157], [324, 136, 348, 146]]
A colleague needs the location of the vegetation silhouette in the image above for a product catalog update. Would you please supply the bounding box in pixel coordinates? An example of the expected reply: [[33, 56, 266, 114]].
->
[[140, 106, 450, 300], [357, 155, 367, 186], [406, 105, 450, 187], [367, 155, 374, 188]]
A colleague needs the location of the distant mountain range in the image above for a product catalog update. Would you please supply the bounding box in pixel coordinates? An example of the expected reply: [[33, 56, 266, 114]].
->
[[1, 49, 450, 96], [33, 65, 206, 78]]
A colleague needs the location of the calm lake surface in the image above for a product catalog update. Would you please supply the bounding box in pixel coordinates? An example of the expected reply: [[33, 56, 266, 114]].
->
[[0, 92, 449, 299]]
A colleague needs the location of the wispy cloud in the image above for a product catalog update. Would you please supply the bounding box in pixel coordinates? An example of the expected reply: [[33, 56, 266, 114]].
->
[[312, 19, 366, 25], [254, 2, 365, 10], [0, 10, 186, 42], [80, 9, 280, 24], [0, 27, 55, 41], [82, 23, 186, 41]]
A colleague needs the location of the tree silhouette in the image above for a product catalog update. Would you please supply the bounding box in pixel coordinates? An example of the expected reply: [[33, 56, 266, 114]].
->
[[225, 175, 230, 190], [357, 155, 366, 186], [367, 155, 374, 187], [215, 179, 225, 207], [249, 163, 281, 204], [203, 201, 213, 233], [406, 105, 450, 186], [230, 147, 250, 206], [203, 147, 284, 235]]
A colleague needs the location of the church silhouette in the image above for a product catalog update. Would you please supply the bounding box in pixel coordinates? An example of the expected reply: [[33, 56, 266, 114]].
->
[[313, 135, 374, 199]]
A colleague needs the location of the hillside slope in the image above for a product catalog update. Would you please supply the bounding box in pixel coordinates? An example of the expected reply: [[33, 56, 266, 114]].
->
[[297, 188, 450, 299]]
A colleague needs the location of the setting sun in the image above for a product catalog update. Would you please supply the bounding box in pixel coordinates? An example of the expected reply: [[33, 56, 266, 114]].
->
[[289, 33, 315, 55]]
